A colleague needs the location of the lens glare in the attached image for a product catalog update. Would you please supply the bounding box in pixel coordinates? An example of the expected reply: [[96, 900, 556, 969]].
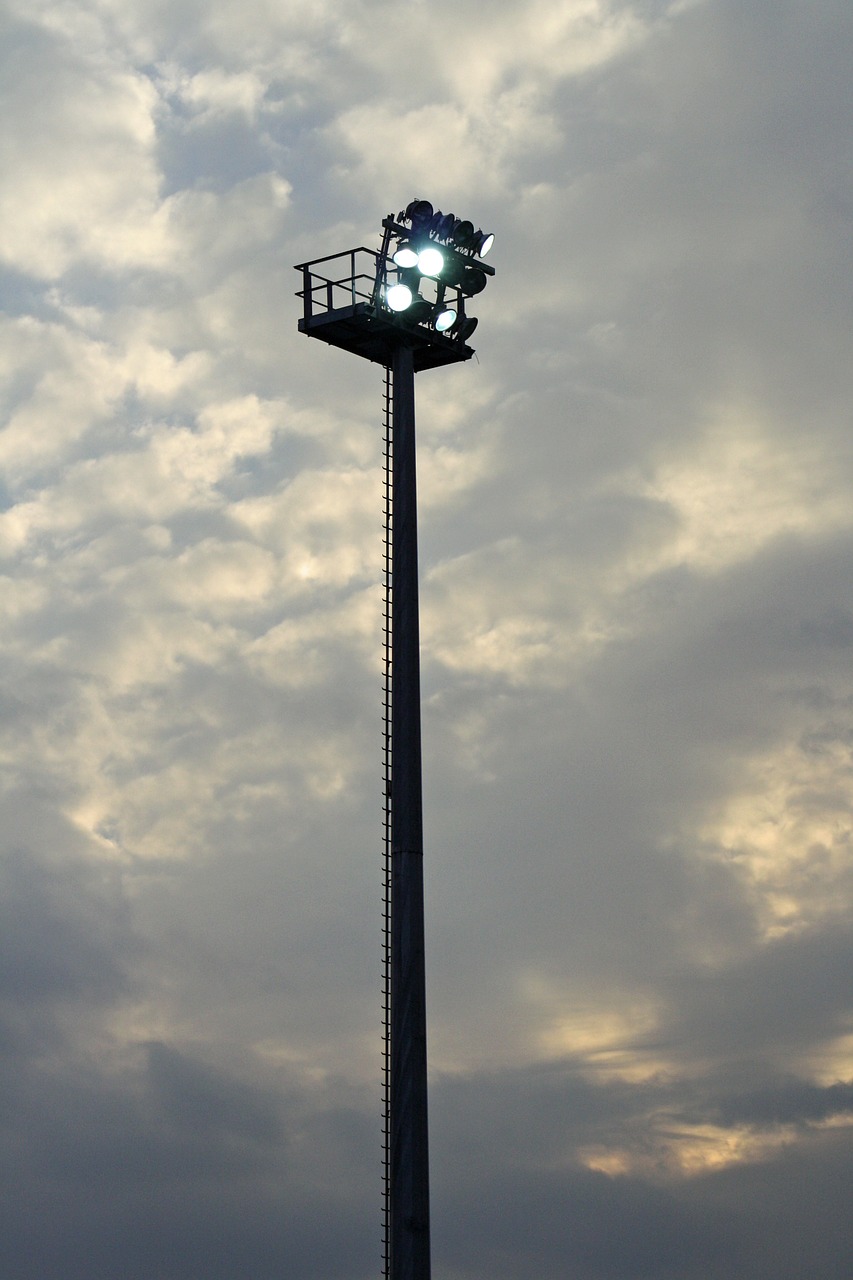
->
[[417, 246, 444, 277], [393, 245, 419, 268], [386, 283, 413, 312]]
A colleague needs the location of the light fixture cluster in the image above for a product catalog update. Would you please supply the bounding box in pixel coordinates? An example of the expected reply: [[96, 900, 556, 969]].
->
[[400, 199, 495, 260], [380, 199, 495, 344]]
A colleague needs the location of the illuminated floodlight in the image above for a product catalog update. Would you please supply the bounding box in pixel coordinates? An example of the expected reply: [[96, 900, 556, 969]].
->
[[417, 245, 444, 277], [393, 244, 419, 269], [386, 282, 414, 312], [371, 198, 495, 341]]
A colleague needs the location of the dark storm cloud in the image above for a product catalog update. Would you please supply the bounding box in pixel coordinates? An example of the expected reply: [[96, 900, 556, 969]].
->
[[433, 1134, 853, 1280], [145, 1040, 285, 1143], [428, 1058, 853, 1279], [711, 1073, 853, 1129], [0, 1037, 378, 1280], [661, 920, 853, 1064]]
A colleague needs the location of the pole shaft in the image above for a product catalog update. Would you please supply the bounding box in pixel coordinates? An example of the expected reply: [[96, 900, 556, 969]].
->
[[390, 342, 431, 1280]]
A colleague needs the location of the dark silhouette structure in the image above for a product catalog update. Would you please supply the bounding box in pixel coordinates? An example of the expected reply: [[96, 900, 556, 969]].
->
[[295, 202, 495, 1280]]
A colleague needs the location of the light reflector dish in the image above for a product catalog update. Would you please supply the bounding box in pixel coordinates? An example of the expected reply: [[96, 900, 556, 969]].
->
[[417, 246, 444, 277], [386, 283, 413, 312], [393, 244, 419, 268]]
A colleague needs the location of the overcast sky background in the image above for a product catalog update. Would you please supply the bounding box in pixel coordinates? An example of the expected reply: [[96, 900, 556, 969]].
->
[[1, 0, 852, 1276]]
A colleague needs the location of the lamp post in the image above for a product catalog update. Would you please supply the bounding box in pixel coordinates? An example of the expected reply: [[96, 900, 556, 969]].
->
[[295, 201, 495, 1280]]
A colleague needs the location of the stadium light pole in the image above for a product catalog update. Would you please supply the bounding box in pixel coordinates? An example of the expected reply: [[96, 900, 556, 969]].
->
[[295, 201, 495, 1280]]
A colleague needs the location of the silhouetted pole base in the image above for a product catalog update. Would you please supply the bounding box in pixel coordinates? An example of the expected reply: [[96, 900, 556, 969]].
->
[[389, 341, 431, 1280]]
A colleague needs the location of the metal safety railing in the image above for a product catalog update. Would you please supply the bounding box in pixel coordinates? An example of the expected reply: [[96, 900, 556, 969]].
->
[[294, 247, 384, 325]]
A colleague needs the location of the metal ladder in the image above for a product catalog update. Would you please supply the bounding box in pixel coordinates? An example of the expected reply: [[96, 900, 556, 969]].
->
[[380, 361, 393, 1279]]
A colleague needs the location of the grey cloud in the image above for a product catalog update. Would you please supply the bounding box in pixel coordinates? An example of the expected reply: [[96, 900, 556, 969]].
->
[[429, 1059, 853, 1278], [432, 1135, 853, 1280], [711, 1074, 853, 1128], [145, 1040, 285, 1145], [437, 1166, 734, 1280], [661, 920, 853, 1065], [0, 815, 134, 1017], [1, 0, 853, 1276], [0, 1043, 377, 1280]]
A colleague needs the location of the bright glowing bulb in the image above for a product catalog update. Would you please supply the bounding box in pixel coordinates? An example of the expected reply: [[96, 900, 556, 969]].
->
[[478, 232, 495, 256], [417, 246, 444, 277], [393, 245, 418, 268], [386, 283, 413, 312], [434, 307, 456, 332]]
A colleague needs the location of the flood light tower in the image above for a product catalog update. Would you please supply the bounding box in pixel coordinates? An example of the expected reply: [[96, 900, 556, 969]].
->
[[295, 201, 495, 1280]]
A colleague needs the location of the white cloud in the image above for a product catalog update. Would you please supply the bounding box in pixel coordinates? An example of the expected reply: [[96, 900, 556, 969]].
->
[[0, 22, 166, 277], [170, 66, 269, 121]]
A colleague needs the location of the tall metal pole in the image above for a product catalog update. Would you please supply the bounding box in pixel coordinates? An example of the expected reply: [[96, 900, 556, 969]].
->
[[389, 340, 431, 1280], [295, 211, 493, 1280]]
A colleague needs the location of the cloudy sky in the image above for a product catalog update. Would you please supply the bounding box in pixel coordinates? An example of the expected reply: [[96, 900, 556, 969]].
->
[[2, 0, 853, 1276]]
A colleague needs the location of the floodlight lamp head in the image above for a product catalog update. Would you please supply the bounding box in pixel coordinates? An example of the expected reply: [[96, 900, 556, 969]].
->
[[436, 256, 466, 287], [431, 211, 457, 241], [385, 282, 414, 312], [433, 305, 457, 332], [393, 243, 419, 269], [406, 297, 432, 324], [451, 219, 476, 251], [460, 265, 488, 297], [405, 199, 434, 232], [475, 230, 495, 257], [417, 245, 444, 277]]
